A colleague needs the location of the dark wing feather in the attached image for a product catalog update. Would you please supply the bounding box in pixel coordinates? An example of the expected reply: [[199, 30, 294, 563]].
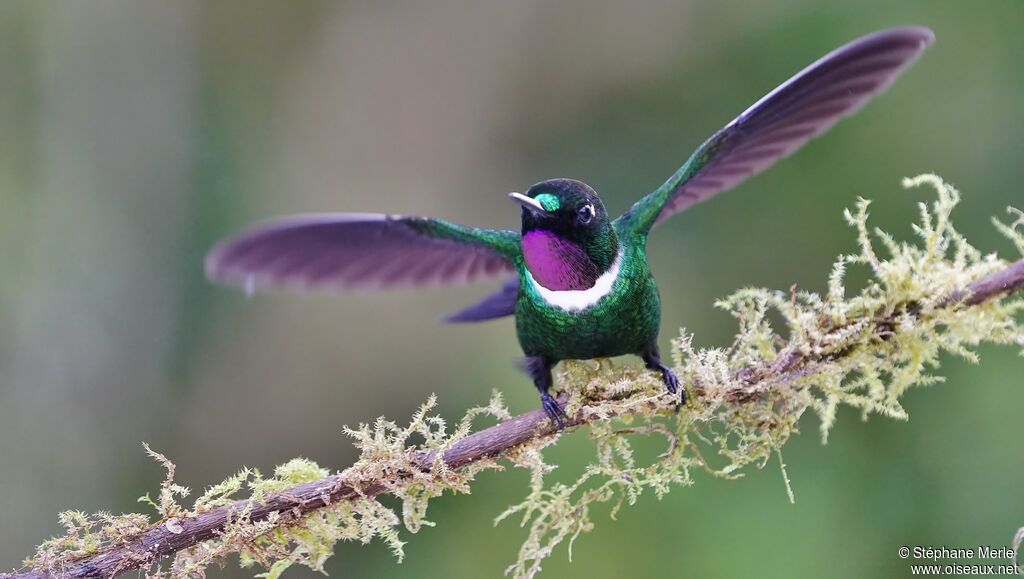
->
[[619, 26, 934, 234], [206, 213, 519, 293], [442, 277, 519, 323]]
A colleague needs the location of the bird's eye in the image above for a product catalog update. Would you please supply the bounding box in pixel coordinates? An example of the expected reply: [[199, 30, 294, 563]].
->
[[577, 204, 595, 224]]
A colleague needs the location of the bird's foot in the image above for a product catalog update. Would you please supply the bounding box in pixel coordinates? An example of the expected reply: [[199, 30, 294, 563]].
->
[[655, 365, 686, 409], [540, 392, 568, 428]]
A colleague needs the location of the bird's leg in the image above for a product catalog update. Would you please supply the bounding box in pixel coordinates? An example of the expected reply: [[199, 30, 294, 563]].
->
[[641, 344, 685, 405], [523, 355, 567, 428]]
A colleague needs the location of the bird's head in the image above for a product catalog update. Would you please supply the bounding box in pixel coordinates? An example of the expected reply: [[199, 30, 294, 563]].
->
[[509, 178, 619, 291]]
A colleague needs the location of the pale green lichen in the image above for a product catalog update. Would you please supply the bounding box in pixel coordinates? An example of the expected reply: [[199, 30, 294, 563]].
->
[[26, 395, 513, 578], [21, 176, 1024, 579]]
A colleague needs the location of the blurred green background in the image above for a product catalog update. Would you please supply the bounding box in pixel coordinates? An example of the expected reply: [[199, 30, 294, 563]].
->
[[2, 1, 1023, 577]]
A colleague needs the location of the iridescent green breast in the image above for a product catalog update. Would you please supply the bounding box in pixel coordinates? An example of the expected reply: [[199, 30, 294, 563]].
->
[[514, 238, 660, 360]]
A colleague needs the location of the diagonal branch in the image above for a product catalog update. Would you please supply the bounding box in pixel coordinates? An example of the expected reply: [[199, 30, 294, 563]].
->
[[3, 257, 1023, 579]]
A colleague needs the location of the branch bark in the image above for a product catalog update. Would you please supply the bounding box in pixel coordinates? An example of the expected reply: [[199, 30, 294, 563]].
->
[[3, 257, 1023, 579]]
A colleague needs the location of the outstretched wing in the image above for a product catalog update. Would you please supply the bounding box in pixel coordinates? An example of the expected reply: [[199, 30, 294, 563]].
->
[[206, 213, 520, 292], [618, 26, 934, 235]]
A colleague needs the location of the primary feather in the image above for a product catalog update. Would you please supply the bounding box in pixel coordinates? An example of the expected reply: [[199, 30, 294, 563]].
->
[[206, 214, 518, 292], [620, 26, 934, 233]]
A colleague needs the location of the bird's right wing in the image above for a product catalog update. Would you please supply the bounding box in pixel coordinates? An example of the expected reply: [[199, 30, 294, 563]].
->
[[206, 213, 520, 292], [443, 277, 519, 323]]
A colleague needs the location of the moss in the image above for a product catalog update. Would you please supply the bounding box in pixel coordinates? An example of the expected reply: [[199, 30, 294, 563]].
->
[[23, 176, 1024, 579]]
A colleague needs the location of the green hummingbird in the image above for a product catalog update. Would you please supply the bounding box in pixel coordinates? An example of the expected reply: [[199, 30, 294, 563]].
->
[[206, 27, 933, 426]]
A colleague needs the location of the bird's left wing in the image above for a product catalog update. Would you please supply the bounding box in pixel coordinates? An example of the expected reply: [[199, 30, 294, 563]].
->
[[206, 213, 520, 292], [617, 26, 934, 236]]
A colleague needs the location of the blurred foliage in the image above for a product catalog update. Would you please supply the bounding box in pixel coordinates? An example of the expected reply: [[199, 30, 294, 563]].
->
[[2, 2, 1023, 578]]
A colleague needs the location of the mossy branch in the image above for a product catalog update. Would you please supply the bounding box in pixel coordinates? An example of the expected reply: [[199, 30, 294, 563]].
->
[[3, 176, 1023, 579]]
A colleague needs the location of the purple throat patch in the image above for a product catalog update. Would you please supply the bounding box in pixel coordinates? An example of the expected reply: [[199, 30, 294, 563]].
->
[[522, 230, 599, 291]]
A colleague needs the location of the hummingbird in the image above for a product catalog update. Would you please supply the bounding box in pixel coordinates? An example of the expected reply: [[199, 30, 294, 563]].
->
[[206, 27, 933, 426]]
